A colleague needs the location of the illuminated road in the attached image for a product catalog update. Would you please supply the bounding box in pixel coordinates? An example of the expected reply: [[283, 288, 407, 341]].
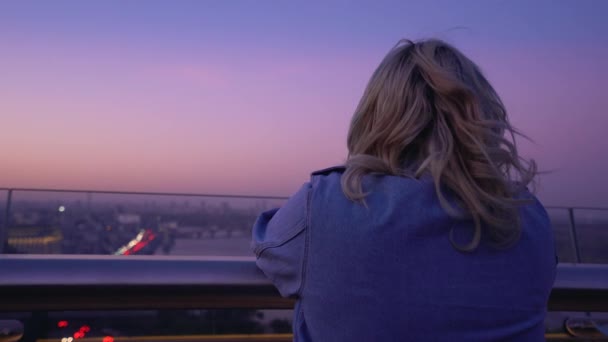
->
[[37, 334, 292, 342], [36, 333, 599, 341]]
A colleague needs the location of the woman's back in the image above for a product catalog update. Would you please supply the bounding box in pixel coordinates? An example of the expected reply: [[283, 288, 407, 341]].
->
[[301, 168, 555, 341], [252, 168, 555, 341]]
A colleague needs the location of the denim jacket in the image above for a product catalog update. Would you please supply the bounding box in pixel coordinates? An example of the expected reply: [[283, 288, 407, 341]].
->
[[251, 166, 556, 341]]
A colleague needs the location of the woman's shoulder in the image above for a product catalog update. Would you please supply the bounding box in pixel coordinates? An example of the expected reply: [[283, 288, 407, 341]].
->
[[308, 165, 436, 208], [309, 166, 347, 191], [310, 165, 346, 176]]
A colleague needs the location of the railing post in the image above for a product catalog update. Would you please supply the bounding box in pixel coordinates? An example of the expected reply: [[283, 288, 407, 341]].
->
[[568, 208, 582, 263], [1, 189, 13, 254]]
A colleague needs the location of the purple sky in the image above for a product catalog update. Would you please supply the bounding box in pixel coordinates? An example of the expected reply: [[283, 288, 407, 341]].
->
[[0, 0, 607, 207]]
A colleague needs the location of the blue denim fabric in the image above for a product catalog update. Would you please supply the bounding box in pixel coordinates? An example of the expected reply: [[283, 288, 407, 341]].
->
[[251, 167, 556, 341]]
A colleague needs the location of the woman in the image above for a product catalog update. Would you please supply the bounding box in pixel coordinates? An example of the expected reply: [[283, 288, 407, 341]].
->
[[251, 39, 556, 341]]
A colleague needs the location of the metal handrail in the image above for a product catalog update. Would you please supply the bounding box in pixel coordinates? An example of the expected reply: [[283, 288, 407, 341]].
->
[[0, 256, 607, 312], [0, 255, 292, 312]]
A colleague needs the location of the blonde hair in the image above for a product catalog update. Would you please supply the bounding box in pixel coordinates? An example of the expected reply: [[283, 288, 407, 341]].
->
[[342, 39, 537, 251]]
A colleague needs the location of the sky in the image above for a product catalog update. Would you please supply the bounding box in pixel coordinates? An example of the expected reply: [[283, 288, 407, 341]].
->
[[0, 0, 607, 207]]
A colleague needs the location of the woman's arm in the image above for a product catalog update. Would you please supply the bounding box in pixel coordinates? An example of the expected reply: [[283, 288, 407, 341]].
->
[[251, 182, 311, 297]]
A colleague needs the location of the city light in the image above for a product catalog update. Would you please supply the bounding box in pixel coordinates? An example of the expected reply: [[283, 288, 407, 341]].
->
[[61, 338, 74, 342], [115, 229, 156, 255], [103, 337, 115, 342], [58, 320, 69, 328], [58, 205, 66, 212]]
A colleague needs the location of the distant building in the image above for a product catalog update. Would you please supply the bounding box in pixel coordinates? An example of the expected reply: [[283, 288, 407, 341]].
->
[[7, 226, 62, 254], [116, 213, 141, 225]]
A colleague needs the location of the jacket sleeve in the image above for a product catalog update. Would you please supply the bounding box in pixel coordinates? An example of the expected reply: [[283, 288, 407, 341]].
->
[[251, 182, 310, 297]]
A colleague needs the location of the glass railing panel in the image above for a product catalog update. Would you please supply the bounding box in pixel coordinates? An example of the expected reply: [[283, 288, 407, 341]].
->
[[546, 208, 577, 263], [0, 189, 7, 247], [3, 188, 607, 264], [574, 209, 608, 264], [3, 190, 285, 257]]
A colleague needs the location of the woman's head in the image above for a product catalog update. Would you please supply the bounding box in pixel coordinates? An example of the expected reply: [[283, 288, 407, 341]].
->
[[342, 38, 537, 251]]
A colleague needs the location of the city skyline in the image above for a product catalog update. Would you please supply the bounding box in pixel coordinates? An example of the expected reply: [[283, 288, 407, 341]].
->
[[1, 0, 607, 207]]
